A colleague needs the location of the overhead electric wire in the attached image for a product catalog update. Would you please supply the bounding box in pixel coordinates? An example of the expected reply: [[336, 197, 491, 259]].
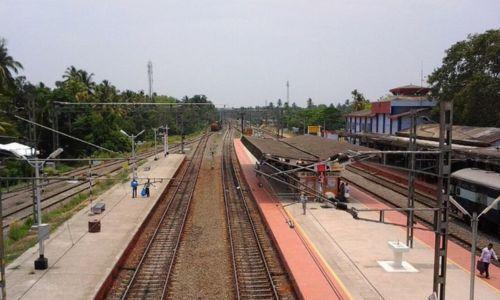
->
[[14, 114, 117, 154]]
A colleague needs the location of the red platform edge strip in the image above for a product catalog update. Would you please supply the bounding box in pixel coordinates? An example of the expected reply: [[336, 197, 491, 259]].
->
[[234, 138, 350, 300]]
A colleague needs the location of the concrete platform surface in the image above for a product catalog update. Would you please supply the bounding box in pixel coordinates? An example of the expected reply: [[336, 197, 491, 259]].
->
[[280, 179, 500, 299], [235, 139, 350, 300], [6, 154, 185, 300]]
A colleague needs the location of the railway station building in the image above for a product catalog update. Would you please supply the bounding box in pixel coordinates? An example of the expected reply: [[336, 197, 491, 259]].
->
[[345, 84, 436, 136]]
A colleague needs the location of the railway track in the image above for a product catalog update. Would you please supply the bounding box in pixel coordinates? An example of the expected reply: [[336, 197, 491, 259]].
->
[[1, 136, 203, 229], [343, 164, 499, 263], [118, 133, 208, 299], [222, 127, 296, 299]]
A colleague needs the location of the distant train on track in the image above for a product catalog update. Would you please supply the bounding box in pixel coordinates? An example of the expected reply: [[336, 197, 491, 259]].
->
[[450, 168, 500, 234], [210, 121, 222, 131]]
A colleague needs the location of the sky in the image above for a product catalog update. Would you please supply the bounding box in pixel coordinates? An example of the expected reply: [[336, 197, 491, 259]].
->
[[1, 1, 499, 107]]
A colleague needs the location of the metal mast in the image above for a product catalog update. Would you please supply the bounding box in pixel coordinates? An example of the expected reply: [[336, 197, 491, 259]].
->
[[147, 61, 153, 101], [286, 80, 290, 105], [433, 100, 453, 299], [406, 110, 417, 247]]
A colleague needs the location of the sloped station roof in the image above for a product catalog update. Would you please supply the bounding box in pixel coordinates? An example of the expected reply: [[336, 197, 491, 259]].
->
[[242, 134, 372, 163], [397, 124, 500, 147]]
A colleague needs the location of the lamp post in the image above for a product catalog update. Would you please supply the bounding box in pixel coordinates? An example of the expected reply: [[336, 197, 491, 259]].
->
[[13, 148, 64, 270], [152, 127, 161, 161], [163, 125, 169, 156], [120, 129, 145, 180], [449, 195, 500, 300]]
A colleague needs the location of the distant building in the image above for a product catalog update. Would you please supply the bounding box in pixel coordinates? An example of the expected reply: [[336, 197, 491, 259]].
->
[[345, 85, 436, 135]]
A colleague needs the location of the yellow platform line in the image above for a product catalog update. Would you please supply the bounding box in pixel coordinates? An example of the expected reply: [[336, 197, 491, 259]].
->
[[283, 205, 354, 300]]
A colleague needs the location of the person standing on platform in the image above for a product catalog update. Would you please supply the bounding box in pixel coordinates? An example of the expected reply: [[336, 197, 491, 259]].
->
[[300, 192, 307, 215], [338, 181, 345, 202], [131, 179, 138, 198], [344, 182, 350, 202], [479, 243, 498, 279], [144, 179, 151, 197]]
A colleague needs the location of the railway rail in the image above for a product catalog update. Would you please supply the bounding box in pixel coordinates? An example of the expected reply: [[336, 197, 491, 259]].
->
[[1, 135, 203, 229], [343, 163, 499, 264], [118, 133, 208, 299], [222, 127, 296, 299]]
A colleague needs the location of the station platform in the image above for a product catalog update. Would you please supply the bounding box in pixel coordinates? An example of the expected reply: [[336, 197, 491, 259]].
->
[[234, 139, 350, 300], [5, 154, 185, 300], [272, 178, 500, 298]]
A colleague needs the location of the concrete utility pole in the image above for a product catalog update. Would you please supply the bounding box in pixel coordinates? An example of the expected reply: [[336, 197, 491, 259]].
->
[[120, 129, 145, 180], [12, 148, 64, 270], [433, 100, 453, 300], [153, 127, 161, 160], [163, 125, 169, 156]]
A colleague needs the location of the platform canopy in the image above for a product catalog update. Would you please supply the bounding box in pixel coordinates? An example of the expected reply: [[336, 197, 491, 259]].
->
[[242, 135, 372, 165], [0, 142, 38, 157]]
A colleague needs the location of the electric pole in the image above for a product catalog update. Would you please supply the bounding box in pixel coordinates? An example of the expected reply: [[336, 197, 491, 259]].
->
[[406, 110, 417, 248], [433, 100, 453, 299]]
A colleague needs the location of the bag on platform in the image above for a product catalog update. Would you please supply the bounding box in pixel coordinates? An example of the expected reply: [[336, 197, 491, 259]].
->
[[477, 260, 485, 273]]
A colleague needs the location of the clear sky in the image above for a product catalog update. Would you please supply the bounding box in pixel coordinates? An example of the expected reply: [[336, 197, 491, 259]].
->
[[1, 1, 499, 107]]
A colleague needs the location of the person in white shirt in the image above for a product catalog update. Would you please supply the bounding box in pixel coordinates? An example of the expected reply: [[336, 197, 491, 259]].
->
[[300, 193, 307, 215], [480, 243, 498, 279], [344, 182, 350, 201]]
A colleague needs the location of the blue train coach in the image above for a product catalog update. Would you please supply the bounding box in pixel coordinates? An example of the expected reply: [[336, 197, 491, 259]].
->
[[450, 168, 500, 235]]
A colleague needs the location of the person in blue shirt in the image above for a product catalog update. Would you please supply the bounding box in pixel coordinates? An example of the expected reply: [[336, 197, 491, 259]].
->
[[131, 179, 138, 198]]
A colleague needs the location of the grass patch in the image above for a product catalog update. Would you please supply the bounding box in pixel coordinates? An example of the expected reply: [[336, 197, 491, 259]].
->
[[4, 170, 129, 265]]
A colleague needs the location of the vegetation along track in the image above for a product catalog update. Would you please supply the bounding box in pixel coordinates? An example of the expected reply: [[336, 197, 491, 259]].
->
[[343, 164, 499, 262], [222, 127, 296, 300], [1, 136, 203, 229], [113, 133, 208, 299]]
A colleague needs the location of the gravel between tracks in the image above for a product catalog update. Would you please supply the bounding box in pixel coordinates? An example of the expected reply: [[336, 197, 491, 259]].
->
[[167, 132, 234, 299]]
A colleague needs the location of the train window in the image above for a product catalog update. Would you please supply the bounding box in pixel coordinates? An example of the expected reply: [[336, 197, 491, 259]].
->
[[476, 193, 487, 206], [454, 186, 460, 196]]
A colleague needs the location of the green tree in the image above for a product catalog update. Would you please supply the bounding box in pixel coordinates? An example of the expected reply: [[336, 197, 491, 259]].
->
[[306, 98, 314, 108], [351, 89, 369, 111], [428, 29, 500, 127], [0, 38, 23, 95]]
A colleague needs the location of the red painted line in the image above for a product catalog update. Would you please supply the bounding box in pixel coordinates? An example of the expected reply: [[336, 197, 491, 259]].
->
[[350, 186, 500, 291], [234, 139, 350, 300]]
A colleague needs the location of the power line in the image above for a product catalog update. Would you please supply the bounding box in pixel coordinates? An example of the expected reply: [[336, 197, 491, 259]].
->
[[14, 114, 116, 154]]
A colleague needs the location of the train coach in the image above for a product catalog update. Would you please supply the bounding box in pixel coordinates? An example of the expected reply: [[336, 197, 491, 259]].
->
[[450, 168, 500, 234]]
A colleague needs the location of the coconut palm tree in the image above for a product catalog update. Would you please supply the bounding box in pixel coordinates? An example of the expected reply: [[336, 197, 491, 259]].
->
[[0, 38, 23, 95]]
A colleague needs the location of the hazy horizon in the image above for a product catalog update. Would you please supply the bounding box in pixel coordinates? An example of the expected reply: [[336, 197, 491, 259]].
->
[[1, 1, 499, 107]]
